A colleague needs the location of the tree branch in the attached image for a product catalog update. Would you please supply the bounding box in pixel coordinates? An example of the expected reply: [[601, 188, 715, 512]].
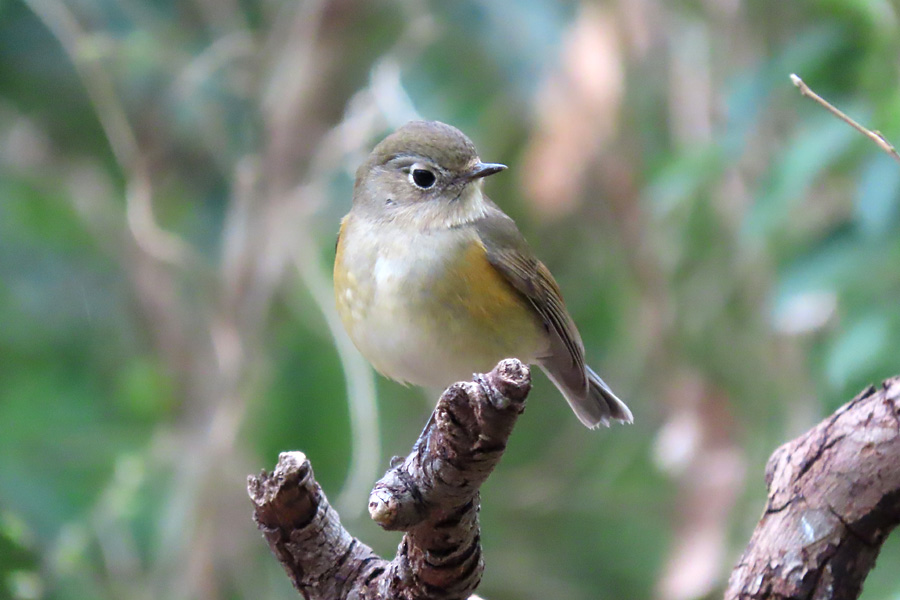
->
[[790, 73, 900, 165], [726, 376, 900, 599], [247, 359, 531, 600]]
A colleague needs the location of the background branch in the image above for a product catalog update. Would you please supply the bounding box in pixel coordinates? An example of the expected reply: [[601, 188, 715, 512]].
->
[[248, 359, 531, 600], [790, 73, 900, 165]]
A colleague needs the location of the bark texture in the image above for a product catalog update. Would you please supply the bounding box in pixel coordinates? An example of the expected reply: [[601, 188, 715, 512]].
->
[[247, 359, 531, 600], [726, 376, 900, 600]]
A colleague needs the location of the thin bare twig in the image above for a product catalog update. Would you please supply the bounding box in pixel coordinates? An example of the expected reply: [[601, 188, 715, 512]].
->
[[790, 73, 900, 165]]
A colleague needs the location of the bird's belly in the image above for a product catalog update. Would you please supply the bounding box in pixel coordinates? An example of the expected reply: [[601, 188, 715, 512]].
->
[[336, 228, 545, 388]]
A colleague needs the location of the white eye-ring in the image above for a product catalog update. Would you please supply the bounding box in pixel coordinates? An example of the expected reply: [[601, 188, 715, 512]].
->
[[409, 164, 437, 189]]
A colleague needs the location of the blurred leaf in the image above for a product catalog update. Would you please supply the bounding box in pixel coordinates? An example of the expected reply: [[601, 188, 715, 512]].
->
[[746, 112, 859, 239], [644, 147, 723, 218], [776, 231, 862, 297], [725, 23, 845, 152], [855, 152, 900, 238], [776, 229, 900, 300], [115, 357, 176, 421], [0, 175, 93, 252], [0, 510, 39, 600], [825, 313, 890, 390]]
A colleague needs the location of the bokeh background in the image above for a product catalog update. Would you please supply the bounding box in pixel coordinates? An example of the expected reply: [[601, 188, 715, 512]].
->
[[2, 0, 900, 599]]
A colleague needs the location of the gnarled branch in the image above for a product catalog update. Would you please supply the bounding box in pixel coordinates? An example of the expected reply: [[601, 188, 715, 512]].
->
[[247, 359, 531, 600], [726, 377, 900, 599], [251, 355, 900, 600]]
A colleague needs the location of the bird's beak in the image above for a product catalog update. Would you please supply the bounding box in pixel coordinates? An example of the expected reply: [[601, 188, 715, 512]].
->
[[463, 161, 507, 182]]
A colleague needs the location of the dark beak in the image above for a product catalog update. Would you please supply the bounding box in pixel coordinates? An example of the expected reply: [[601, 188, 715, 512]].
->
[[463, 161, 507, 182]]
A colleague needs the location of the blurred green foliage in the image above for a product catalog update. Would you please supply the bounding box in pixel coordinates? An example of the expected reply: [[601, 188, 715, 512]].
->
[[2, 0, 900, 599]]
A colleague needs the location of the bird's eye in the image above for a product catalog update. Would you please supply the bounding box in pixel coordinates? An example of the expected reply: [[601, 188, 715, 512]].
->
[[411, 168, 436, 189]]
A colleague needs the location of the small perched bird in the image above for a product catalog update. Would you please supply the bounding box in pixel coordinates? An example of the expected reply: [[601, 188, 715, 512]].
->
[[334, 121, 632, 428]]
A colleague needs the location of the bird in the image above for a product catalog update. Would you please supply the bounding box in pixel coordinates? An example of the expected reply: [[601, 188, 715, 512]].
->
[[333, 120, 632, 428]]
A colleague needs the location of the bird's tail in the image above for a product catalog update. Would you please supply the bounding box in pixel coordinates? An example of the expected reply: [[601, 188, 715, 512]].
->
[[585, 366, 633, 427], [542, 363, 633, 429]]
